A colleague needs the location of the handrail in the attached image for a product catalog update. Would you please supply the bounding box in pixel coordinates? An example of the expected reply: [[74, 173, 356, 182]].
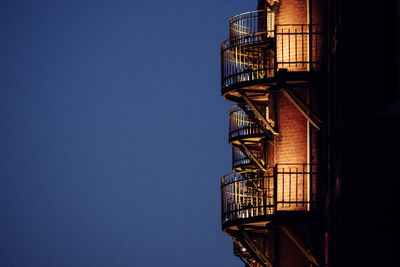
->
[[232, 145, 265, 171], [221, 23, 323, 90], [232, 147, 252, 170], [221, 164, 320, 225], [221, 32, 276, 89], [229, 105, 266, 142], [221, 171, 275, 223], [229, 10, 275, 39]]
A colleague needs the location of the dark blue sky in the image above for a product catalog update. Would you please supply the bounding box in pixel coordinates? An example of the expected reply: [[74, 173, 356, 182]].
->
[[0, 0, 258, 266]]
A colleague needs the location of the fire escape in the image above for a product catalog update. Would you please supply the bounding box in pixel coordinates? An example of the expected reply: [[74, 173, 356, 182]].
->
[[220, 4, 323, 267]]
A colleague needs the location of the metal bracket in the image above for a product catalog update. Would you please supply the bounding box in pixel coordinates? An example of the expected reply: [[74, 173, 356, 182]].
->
[[238, 226, 274, 267], [238, 256, 252, 267], [239, 91, 279, 135], [280, 87, 322, 131], [279, 225, 321, 267], [237, 103, 275, 144], [238, 141, 267, 172]]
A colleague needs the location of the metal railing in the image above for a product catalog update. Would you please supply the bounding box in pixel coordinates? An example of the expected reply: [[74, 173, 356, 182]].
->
[[275, 163, 319, 210], [232, 147, 252, 170], [229, 105, 266, 142], [221, 171, 275, 223], [276, 24, 323, 71], [221, 21, 322, 90], [221, 164, 319, 224], [221, 32, 276, 89], [229, 10, 275, 38], [232, 145, 265, 171]]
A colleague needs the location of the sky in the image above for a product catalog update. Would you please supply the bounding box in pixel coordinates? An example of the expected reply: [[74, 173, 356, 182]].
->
[[0, 0, 258, 266]]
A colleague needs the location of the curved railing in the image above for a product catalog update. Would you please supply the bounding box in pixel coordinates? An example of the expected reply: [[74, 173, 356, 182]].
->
[[221, 164, 319, 226], [229, 105, 266, 143], [229, 10, 275, 38], [232, 147, 251, 170], [221, 171, 275, 224], [232, 146, 264, 171], [221, 32, 276, 90], [221, 22, 323, 92], [222, 10, 276, 91]]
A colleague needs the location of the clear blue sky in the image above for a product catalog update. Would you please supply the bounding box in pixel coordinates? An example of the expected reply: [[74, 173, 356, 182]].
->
[[0, 0, 258, 266]]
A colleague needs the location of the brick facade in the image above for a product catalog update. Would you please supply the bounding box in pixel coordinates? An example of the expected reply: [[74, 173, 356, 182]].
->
[[276, 0, 308, 25], [275, 90, 308, 164]]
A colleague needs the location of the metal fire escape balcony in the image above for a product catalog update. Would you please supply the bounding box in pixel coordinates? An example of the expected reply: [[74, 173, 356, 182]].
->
[[219, 6, 324, 267], [221, 10, 323, 102], [232, 146, 265, 172], [229, 104, 276, 172], [229, 104, 275, 145], [221, 164, 319, 231]]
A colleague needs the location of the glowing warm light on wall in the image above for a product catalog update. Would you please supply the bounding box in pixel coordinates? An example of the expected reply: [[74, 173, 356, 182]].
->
[[276, 164, 309, 211]]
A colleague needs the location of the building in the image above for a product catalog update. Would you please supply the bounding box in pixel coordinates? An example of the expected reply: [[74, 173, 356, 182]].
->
[[218, 0, 399, 266]]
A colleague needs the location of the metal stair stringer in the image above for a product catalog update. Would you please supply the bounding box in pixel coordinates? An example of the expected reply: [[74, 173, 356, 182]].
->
[[279, 225, 321, 267], [280, 87, 322, 131], [238, 90, 279, 137], [237, 226, 274, 267], [237, 141, 267, 172]]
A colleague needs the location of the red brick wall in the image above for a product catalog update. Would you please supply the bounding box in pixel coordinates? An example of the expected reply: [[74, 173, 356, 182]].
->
[[275, 90, 308, 164], [274, 0, 323, 71], [310, 0, 323, 70], [271, 0, 323, 168], [274, 89, 309, 211], [276, 0, 308, 25], [275, 0, 323, 25]]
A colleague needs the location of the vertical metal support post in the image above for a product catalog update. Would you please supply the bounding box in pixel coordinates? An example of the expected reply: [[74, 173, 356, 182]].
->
[[221, 46, 224, 88], [308, 0, 313, 71], [221, 178, 225, 223], [235, 174, 238, 220], [273, 165, 278, 213], [307, 87, 312, 211], [274, 28, 277, 75], [289, 167, 292, 207], [310, 163, 313, 210], [288, 27, 291, 68]]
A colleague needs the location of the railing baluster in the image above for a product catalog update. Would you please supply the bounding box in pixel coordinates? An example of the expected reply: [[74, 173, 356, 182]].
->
[[289, 167, 292, 208], [295, 28, 298, 67], [223, 21, 322, 89], [296, 167, 299, 206], [288, 27, 291, 68], [302, 24, 305, 68], [281, 28, 284, 69], [303, 163, 306, 207], [221, 164, 320, 224]]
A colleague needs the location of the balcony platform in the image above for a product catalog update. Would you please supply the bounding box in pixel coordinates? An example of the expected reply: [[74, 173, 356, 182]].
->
[[222, 210, 320, 234], [221, 164, 320, 233], [222, 70, 323, 103]]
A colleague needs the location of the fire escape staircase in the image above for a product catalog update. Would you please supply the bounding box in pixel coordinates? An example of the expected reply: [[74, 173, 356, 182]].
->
[[226, 71, 324, 267], [237, 226, 274, 267], [233, 225, 321, 267], [220, 5, 324, 266], [236, 142, 267, 172], [233, 90, 278, 172], [239, 90, 278, 137], [224, 70, 324, 267]]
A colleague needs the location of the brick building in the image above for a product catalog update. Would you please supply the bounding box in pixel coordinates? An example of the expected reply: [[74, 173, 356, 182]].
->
[[218, 0, 398, 266]]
